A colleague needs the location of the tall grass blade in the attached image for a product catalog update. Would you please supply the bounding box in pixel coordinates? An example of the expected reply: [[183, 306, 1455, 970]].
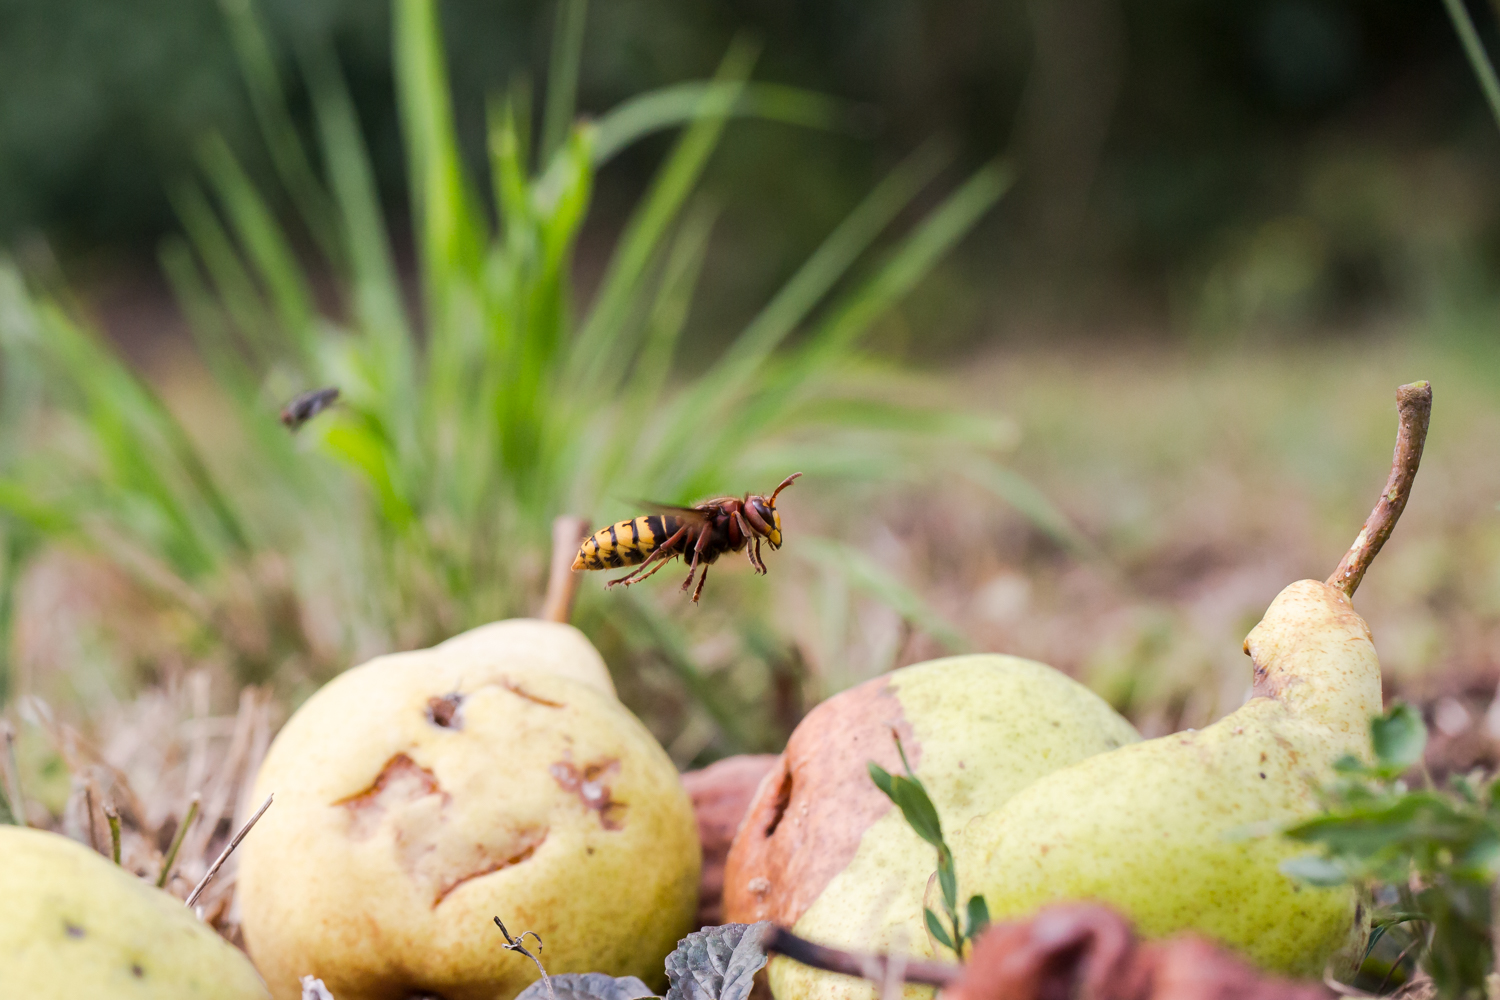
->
[[592, 82, 852, 168], [569, 38, 757, 392], [1443, 0, 1500, 135], [196, 134, 318, 367], [540, 0, 589, 168], [214, 0, 343, 265], [798, 536, 969, 653]]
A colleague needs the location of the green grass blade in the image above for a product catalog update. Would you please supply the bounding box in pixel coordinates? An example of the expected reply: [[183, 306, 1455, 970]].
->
[[540, 0, 588, 169], [302, 45, 413, 354], [303, 41, 414, 355], [622, 591, 758, 752], [569, 38, 757, 393], [395, 0, 487, 314], [592, 199, 717, 497], [797, 536, 969, 653], [214, 0, 343, 266], [157, 237, 257, 402], [963, 459, 1096, 558], [169, 180, 278, 369], [715, 138, 953, 382], [1443, 0, 1500, 135], [790, 159, 1014, 367], [592, 82, 852, 167], [196, 133, 317, 366]]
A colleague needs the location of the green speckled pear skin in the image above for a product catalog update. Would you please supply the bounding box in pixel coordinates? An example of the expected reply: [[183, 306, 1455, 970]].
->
[[960, 580, 1382, 977], [770, 655, 1140, 1000], [0, 827, 270, 999]]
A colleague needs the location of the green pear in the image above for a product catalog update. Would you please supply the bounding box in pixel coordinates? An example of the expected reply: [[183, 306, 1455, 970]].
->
[[958, 381, 1432, 978], [0, 827, 269, 999], [723, 654, 1140, 1000], [238, 619, 698, 1000]]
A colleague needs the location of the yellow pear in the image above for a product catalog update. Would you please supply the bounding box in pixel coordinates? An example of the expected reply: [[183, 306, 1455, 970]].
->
[[723, 654, 1140, 1000], [0, 826, 269, 999], [238, 619, 698, 1000], [958, 381, 1432, 978]]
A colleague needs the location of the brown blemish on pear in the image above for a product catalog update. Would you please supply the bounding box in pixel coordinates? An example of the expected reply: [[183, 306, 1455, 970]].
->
[[550, 758, 627, 830], [338, 753, 550, 907]]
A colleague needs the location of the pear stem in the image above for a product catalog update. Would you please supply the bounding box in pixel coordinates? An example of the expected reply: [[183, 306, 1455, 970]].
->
[[541, 516, 589, 623], [1326, 381, 1432, 598]]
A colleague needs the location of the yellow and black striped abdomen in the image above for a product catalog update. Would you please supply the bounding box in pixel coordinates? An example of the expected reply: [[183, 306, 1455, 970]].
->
[[573, 515, 677, 571]]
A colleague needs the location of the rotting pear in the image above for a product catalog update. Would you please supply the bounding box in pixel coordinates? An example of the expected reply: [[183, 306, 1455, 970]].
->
[[237, 617, 698, 1000], [724, 654, 1140, 1000], [0, 826, 270, 999], [958, 381, 1433, 979]]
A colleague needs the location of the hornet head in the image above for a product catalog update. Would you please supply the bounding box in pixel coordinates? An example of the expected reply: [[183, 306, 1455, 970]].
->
[[744, 473, 801, 549]]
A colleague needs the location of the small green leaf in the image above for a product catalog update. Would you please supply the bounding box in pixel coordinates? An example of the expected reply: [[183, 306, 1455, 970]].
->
[[891, 778, 944, 848], [1372, 703, 1427, 771], [1279, 854, 1349, 887], [965, 895, 990, 939], [867, 762, 895, 799], [937, 852, 959, 914], [924, 907, 955, 951]]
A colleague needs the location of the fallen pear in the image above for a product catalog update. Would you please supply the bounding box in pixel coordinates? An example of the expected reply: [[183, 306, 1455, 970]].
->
[[0, 826, 269, 999], [958, 380, 1433, 978], [238, 618, 698, 1000], [724, 654, 1140, 1000]]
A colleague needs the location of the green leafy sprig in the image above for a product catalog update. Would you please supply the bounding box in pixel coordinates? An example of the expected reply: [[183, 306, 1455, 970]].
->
[[1282, 703, 1500, 1000], [868, 730, 989, 958]]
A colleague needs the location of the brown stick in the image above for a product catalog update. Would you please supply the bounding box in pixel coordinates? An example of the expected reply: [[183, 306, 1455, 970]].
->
[[1326, 381, 1432, 598], [541, 516, 589, 624], [764, 926, 963, 989]]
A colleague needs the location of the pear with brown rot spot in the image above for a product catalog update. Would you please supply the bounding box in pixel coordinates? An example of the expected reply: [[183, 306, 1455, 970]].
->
[[237, 618, 698, 1000], [957, 381, 1432, 978]]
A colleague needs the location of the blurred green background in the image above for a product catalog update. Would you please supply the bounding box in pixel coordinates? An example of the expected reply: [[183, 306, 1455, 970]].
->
[[2, 0, 1500, 781], [7, 0, 1500, 334]]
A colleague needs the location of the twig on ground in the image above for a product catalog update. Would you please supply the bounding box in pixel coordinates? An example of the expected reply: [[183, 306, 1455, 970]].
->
[[763, 926, 962, 988], [103, 800, 121, 865], [1327, 381, 1432, 598], [541, 516, 589, 624], [186, 792, 272, 908], [494, 917, 557, 1000], [157, 793, 201, 888]]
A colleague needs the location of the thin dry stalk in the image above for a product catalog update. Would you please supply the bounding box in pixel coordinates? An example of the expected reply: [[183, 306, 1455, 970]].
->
[[181, 687, 259, 866], [187, 792, 272, 909], [103, 800, 121, 865], [1, 721, 25, 826], [541, 516, 588, 624], [494, 918, 556, 1000], [157, 792, 200, 887], [1328, 381, 1432, 597]]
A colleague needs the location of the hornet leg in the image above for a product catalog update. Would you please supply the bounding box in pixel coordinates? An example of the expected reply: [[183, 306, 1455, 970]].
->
[[607, 528, 688, 588], [691, 565, 711, 603], [735, 512, 765, 574], [680, 527, 710, 593]]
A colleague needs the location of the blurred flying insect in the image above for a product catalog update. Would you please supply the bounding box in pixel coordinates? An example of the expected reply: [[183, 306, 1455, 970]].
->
[[280, 387, 340, 431], [573, 473, 802, 603]]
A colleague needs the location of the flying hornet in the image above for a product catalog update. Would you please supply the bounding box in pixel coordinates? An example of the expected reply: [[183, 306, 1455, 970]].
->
[[573, 473, 802, 603]]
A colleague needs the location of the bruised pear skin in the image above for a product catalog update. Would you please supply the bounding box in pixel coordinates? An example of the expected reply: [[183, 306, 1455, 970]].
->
[[0, 827, 269, 999], [724, 654, 1140, 1000], [238, 624, 697, 1000], [960, 581, 1381, 978]]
